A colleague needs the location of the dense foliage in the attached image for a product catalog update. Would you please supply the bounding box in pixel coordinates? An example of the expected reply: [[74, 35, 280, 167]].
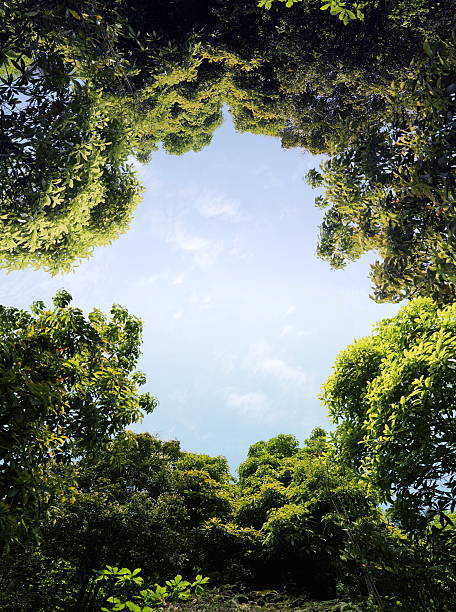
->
[[1, 0, 456, 609], [0, 291, 454, 609], [1, 429, 455, 610], [0, 292, 156, 547], [0, 2, 145, 272], [308, 36, 456, 303], [2, 0, 455, 301], [323, 298, 456, 532]]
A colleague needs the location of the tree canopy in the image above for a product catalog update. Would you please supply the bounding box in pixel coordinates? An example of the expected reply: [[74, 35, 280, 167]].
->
[[308, 36, 456, 303], [2, 0, 455, 303], [323, 298, 456, 531], [1, 2, 456, 608], [2, 429, 454, 610], [0, 291, 156, 547]]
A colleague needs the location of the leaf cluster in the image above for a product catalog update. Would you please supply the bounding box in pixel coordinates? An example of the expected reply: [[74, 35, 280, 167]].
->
[[308, 36, 456, 303], [323, 298, 456, 532], [0, 292, 156, 547]]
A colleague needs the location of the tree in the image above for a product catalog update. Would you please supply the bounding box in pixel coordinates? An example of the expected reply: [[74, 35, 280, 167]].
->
[[174, 451, 233, 525], [322, 298, 456, 532], [0, 85, 143, 274], [0, 291, 157, 547], [219, 0, 453, 152], [0, 1, 146, 273], [3, 0, 454, 283], [78, 430, 181, 504], [235, 430, 381, 599], [0, 3, 284, 272], [258, 0, 367, 26], [15, 432, 236, 610], [307, 36, 456, 303], [235, 430, 456, 607], [0, 428, 455, 609]]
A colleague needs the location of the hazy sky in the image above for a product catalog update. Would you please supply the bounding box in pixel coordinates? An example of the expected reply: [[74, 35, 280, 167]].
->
[[0, 113, 400, 470]]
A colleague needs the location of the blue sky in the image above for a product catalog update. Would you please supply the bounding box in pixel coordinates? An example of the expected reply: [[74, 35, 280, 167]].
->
[[0, 113, 400, 470]]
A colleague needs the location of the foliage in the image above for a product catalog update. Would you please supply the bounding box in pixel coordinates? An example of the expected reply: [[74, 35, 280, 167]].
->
[[2, 7, 456, 604], [0, 548, 76, 612], [175, 452, 234, 525], [257, 0, 303, 10], [0, 292, 156, 547], [236, 431, 375, 598], [78, 430, 181, 503], [235, 430, 456, 607], [319, 1, 366, 25], [2, 0, 454, 287], [0, 428, 455, 609], [95, 567, 209, 611], [257, 0, 367, 26], [0, 85, 143, 274], [2, 432, 232, 610], [0, 1, 289, 272], [308, 36, 456, 303], [0, 1, 145, 273], [322, 298, 456, 532]]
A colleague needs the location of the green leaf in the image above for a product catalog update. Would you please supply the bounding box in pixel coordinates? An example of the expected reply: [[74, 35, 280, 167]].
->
[[423, 40, 433, 57]]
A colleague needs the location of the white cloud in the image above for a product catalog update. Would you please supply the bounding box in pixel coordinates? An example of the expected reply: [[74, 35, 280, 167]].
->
[[227, 237, 250, 261], [195, 192, 242, 221], [228, 246, 247, 259], [136, 272, 169, 286], [259, 357, 307, 386], [168, 226, 209, 253], [189, 293, 214, 308], [166, 224, 224, 267], [280, 324, 293, 338], [173, 311, 183, 320], [243, 340, 308, 387], [172, 275, 184, 285], [194, 245, 224, 268], [226, 392, 273, 421], [286, 305, 296, 316]]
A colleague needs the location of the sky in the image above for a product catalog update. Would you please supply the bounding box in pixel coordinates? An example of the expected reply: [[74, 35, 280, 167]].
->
[[0, 112, 400, 471]]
